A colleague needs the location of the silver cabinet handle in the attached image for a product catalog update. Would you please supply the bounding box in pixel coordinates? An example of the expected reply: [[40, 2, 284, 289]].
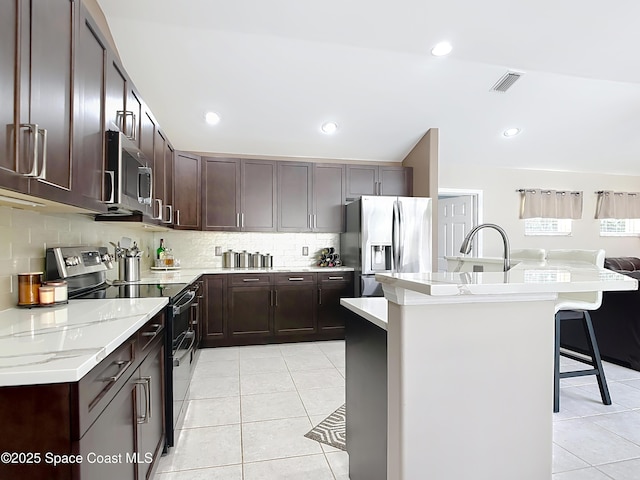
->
[[18, 124, 39, 177], [242, 278, 260, 282], [328, 276, 344, 280], [18, 124, 48, 181], [318, 287, 322, 305], [288, 277, 304, 281], [103, 359, 132, 383], [135, 376, 151, 424], [270, 289, 274, 306], [191, 302, 199, 326], [236, 213, 240, 228], [34, 127, 47, 181], [138, 166, 152, 205], [314, 214, 317, 229], [152, 198, 163, 220], [175, 209, 181, 225], [241, 212, 245, 228], [104, 171, 115, 203], [141, 323, 163, 337], [116, 110, 136, 140], [309, 214, 312, 229], [274, 289, 278, 307], [163, 204, 173, 224]]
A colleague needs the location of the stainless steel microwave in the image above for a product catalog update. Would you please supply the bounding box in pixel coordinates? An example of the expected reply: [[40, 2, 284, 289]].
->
[[104, 130, 153, 214]]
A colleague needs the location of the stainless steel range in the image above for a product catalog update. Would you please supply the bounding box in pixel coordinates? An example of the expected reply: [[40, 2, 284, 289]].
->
[[45, 246, 196, 451]]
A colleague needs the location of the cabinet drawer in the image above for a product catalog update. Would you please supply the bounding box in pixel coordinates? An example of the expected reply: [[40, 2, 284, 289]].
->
[[230, 273, 272, 286], [274, 272, 316, 285], [76, 338, 136, 436], [318, 271, 353, 284], [138, 311, 165, 352]]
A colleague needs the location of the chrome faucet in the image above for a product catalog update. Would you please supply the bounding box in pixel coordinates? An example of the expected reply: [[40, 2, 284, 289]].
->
[[459, 223, 511, 272]]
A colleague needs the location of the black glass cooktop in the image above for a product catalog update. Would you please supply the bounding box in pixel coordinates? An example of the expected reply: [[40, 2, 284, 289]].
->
[[70, 282, 189, 300]]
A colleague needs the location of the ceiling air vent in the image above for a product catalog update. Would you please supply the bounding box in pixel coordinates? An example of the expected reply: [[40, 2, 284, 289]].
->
[[490, 71, 524, 93]]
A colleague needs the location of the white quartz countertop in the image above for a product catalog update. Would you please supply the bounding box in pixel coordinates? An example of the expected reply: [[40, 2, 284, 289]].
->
[[0, 298, 167, 387], [377, 260, 638, 298], [135, 266, 354, 285], [340, 297, 388, 331]]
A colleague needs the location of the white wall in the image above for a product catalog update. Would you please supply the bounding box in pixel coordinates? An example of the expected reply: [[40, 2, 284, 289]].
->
[[440, 164, 640, 258]]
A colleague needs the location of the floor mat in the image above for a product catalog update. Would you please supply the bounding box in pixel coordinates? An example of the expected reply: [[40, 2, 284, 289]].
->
[[304, 404, 346, 451]]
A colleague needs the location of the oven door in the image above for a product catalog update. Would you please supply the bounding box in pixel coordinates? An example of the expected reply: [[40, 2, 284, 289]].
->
[[167, 288, 197, 447]]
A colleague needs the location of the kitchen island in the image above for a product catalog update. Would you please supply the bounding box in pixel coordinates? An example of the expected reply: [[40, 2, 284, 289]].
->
[[341, 260, 637, 480]]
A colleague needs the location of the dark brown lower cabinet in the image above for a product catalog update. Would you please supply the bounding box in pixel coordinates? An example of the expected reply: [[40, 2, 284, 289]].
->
[[0, 313, 165, 480], [228, 284, 272, 343], [274, 273, 317, 337], [318, 272, 354, 337], [202, 275, 226, 347], [205, 272, 352, 347]]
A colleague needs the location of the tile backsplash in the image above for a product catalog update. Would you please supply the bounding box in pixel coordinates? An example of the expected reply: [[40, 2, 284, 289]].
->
[[153, 231, 340, 268], [0, 206, 154, 312], [0, 204, 341, 311]]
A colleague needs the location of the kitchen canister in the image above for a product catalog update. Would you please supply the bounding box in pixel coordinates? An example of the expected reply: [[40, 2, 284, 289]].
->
[[262, 254, 273, 268], [222, 250, 237, 268], [119, 256, 141, 282], [18, 272, 43, 306], [238, 251, 250, 268], [250, 252, 263, 268]]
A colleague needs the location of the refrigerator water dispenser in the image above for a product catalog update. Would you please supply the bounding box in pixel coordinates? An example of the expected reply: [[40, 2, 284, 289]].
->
[[371, 245, 392, 271]]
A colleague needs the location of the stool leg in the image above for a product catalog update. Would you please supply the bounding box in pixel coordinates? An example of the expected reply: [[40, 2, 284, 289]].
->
[[583, 311, 611, 406], [554, 313, 561, 413]]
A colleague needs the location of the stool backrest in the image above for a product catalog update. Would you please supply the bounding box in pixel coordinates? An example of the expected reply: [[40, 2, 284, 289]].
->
[[510, 249, 546, 261], [546, 249, 605, 310]]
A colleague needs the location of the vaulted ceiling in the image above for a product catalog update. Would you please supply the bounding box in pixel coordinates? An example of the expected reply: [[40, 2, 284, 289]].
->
[[98, 0, 640, 175]]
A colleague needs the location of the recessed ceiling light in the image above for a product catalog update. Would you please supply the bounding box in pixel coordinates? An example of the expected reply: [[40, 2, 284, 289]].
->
[[431, 41, 453, 57], [321, 122, 338, 134], [503, 128, 521, 137], [205, 112, 221, 125]]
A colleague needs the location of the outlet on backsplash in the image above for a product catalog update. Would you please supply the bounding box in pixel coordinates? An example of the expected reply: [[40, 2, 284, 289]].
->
[[302, 246, 309, 256], [215, 246, 222, 256]]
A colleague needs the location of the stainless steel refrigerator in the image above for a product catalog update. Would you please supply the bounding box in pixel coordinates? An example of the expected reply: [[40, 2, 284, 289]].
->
[[341, 195, 432, 296]]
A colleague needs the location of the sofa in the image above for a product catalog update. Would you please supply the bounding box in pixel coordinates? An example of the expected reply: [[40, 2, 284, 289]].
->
[[560, 257, 640, 371]]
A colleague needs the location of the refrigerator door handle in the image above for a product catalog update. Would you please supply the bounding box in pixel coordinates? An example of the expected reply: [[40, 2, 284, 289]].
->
[[392, 200, 400, 272], [398, 201, 404, 270]]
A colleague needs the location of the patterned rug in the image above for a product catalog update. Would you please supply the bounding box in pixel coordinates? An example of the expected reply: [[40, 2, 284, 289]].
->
[[304, 404, 346, 451]]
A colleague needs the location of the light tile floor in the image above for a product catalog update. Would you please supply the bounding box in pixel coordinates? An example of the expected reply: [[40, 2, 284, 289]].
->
[[155, 341, 640, 479]]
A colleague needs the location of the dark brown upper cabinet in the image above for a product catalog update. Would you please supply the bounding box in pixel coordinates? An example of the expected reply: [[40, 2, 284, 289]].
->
[[202, 157, 277, 232], [278, 162, 345, 232], [277, 162, 314, 232], [73, 4, 109, 212], [0, 0, 29, 193], [346, 165, 412, 199], [313, 163, 346, 232], [0, 0, 76, 203], [173, 152, 201, 230]]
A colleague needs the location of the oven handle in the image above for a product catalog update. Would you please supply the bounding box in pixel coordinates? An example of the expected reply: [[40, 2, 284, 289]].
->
[[173, 331, 195, 367], [172, 290, 196, 316]]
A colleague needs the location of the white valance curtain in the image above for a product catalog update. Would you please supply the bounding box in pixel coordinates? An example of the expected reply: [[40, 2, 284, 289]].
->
[[519, 189, 583, 219], [595, 191, 640, 219]]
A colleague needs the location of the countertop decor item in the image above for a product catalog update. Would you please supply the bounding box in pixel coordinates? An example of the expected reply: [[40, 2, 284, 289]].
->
[[18, 272, 43, 306], [318, 247, 341, 267]]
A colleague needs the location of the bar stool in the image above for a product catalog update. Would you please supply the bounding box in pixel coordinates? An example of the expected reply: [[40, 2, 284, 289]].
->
[[546, 249, 610, 413]]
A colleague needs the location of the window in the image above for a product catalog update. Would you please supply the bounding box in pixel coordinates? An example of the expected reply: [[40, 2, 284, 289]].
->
[[524, 218, 572, 236], [600, 219, 640, 236]]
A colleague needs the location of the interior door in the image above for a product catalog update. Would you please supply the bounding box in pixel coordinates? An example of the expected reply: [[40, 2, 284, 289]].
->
[[438, 195, 476, 271]]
